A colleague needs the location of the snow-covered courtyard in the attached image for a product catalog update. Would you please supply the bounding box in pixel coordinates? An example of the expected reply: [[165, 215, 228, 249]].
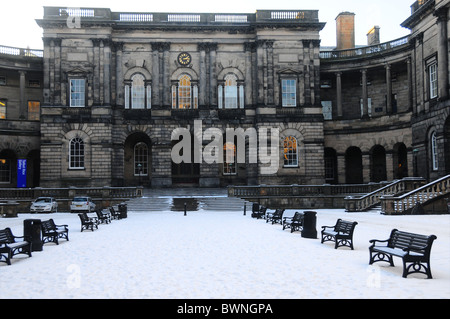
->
[[1, 201, 449, 299]]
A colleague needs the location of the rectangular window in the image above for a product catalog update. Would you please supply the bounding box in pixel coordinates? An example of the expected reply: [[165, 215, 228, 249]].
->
[[0, 76, 6, 86], [0, 99, 6, 119], [360, 98, 372, 117], [239, 86, 245, 108], [28, 80, 41, 88], [70, 79, 86, 107], [0, 159, 11, 183], [146, 85, 152, 109], [28, 101, 40, 121], [429, 63, 438, 99], [322, 101, 332, 120], [282, 79, 296, 107], [124, 85, 130, 109]]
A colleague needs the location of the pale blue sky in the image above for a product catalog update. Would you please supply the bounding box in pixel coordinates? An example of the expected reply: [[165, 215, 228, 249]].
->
[[1, 0, 414, 49]]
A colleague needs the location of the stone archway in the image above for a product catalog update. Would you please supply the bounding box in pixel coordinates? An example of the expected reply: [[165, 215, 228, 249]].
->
[[370, 145, 387, 182], [345, 147, 363, 184], [393, 143, 408, 179], [124, 132, 152, 187]]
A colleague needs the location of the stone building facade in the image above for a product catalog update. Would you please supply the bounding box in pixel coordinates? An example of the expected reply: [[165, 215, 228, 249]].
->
[[0, 0, 449, 189]]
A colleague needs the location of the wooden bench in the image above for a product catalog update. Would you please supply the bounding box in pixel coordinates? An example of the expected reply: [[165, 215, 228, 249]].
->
[[109, 207, 121, 220], [369, 229, 437, 279], [41, 219, 69, 245], [96, 210, 111, 224], [321, 219, 358, 250], [266, 209, 285, 225], [0, 228, 32, 265], [282, 212, 304, 233], [252, 206, 267, 220], [78, 213, 99, 232]]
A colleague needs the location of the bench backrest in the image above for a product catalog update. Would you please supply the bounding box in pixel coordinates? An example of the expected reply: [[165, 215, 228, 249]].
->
[[78, 213, 89, 223], [0, 228, 15, 244], [293, 212, 304, 221], [334, 219, 358, 234], [41, 219, 56, 233], [389, 229, 437, 255], [274, 209, 284, 218]]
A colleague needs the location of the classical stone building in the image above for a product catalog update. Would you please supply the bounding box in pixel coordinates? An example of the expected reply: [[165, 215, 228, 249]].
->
[[0, 0, 449, 189]]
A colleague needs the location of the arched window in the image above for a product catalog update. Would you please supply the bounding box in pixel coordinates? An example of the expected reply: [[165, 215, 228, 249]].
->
[[223, 142, 237, 175], [125, 73, 151, 109], [69, 137, 85, 169], [431, 132, 439, 171], [218, 74, 244, 109], [134, 142, 148, 176], [283, 136, 298, 167], [172, 75, 198, 109]]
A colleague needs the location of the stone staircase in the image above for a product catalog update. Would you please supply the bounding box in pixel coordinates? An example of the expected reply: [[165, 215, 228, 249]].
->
[[124, 188, 247, 212]]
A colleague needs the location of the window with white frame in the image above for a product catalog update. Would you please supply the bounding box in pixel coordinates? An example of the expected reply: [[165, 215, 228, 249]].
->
[[134, 142, 149, 176], [218, 74, 244, 109], [282, 79, 297, 107], [70, 79, 86, 107], [429, 63, 438, 99], [69, 137, 85, 169], [431, 132, 439, 171], [283, 136, 298, 167], [172, 75, 198, 109]]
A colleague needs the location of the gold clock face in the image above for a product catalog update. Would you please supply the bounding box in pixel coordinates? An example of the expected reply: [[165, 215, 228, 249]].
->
[[178, 52, 191, 66]]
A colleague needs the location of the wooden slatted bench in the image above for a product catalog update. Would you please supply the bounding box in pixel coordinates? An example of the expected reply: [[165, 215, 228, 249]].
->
[[369, 229, 437, 279], [321, 219, 358, 250], [96, 210, 111, 224], [78, 213, 99, 232], [282, 212, 304, 233], [266, 209, 285, 225], [41, 219, 69, 245], [0, 228, 32, 265]]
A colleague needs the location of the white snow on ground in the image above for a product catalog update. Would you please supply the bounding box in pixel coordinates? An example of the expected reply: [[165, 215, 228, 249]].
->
[[0, 207, 449, 299]]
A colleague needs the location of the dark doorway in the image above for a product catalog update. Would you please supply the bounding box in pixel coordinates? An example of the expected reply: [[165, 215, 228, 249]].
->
[[345, 147, 363, 184], [371, 145, 387, 182]]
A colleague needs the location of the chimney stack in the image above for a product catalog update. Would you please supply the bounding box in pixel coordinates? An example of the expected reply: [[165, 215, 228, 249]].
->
[[367, 26, 381, 46], [336, 12, 355, 50]]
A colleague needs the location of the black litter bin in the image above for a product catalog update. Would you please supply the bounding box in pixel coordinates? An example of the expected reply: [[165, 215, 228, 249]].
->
[[23, 219, 43, 251], [118, 203, 127, 219], [301, 211, 317, 239]]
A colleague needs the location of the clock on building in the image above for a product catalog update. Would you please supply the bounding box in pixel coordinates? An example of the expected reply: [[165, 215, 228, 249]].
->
[[178, 52, 191, 66]]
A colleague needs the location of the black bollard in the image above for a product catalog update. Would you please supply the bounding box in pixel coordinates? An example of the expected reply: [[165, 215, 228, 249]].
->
[[184, 202, 187, 216], [243, 203, 246, 216]]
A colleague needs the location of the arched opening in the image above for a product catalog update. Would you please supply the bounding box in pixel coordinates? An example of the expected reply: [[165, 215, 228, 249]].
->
[[345, 147, 363, 184], [324, 148, 338, 184], [124, 132, 152, 186], [445, 117, 450, 174], [27, 149, 40, 188], [371, 145, 387, 182], [393, 143, 408, 179], [171, 134, 200, 186]]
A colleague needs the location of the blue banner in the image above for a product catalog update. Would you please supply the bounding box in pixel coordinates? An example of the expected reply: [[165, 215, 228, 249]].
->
[[17, 159, 27, 188]]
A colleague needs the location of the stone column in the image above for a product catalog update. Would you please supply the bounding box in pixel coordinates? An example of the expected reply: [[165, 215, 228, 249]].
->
[[209, 43, 218, 107], [42, 38, 51, 105], [150, 42, 161, 107], [256, 40, 265, 105], [361, 69, 368, 118], [336, 72, 343, 117], [198, 43, 207, 107], [103, 39, 111, 106], [19, 71, 26, 117], [407, 58, 413, 112], [385, 64, 392, 114], [115, 42, 124, 107], [435, 7, 449, 100], [53, 39, 62, 106], [162, 43, 171, 107], [266, 41, 274, 105], [92, 39, 101, 105], [244, 42, 254, 107]]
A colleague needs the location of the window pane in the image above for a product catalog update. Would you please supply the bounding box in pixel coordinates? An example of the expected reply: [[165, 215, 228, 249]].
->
[[70, 137, 85, 169], [70, 79, 85, 107], [0, 100, 6, 119], [178, 75, 191, 109], [134, 143, 149, 176], [28, 101, 40, 121], [284, 136, 298, 167], [282, 79, 296, 107], [429, 64, 438, 99], [224, 74, 238, 109], [432, 132, 438, 171], [131, 74, 145, 109], [0, 159, 11, 183], [223, 142, 237, 175]]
